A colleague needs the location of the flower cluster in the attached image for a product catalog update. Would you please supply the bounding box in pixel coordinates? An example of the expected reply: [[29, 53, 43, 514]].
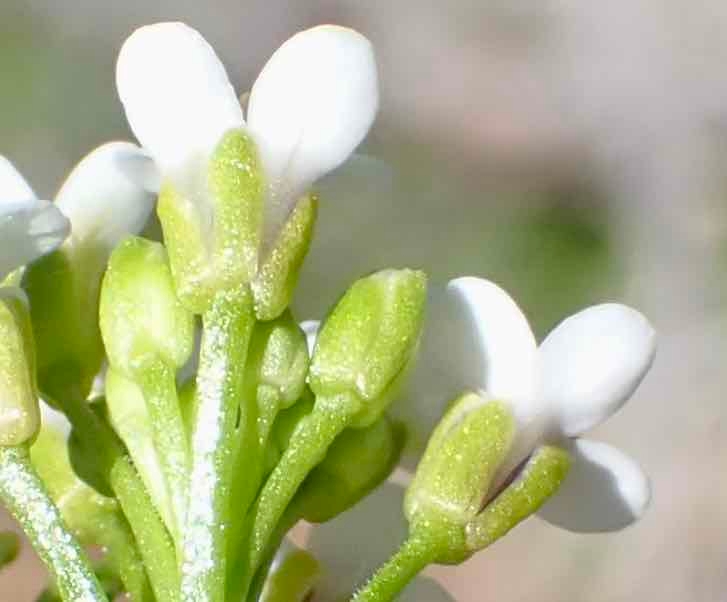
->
[[0, 21, 655, 602]]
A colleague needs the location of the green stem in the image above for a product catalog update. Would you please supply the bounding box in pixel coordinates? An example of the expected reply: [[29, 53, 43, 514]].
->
[[137, 358, 189, 541], [246, 398, 356, 578], [180, 286, 255, 602], [60, 396, 178, 602], [0, 446, 107, 602], [350, 535, 437, 602]]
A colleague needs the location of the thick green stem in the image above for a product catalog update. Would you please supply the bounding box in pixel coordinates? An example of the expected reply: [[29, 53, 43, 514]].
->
[[350, 535, 437, 602], [246, 398, 356, 579], [180, 286, 255, 602], [0, 446, 107, 602], [60, 396, 178, 602], [137, 358, 189, 540]]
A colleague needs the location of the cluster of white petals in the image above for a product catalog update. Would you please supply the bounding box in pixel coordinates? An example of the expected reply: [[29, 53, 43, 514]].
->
[[116, 21, 379, 247]]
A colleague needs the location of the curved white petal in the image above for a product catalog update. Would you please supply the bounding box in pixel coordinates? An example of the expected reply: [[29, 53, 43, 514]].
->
[[393, 278, 538, 467], [300, 320, 319, 355], [538, 303, 656, 437], [0, 156, 36, 206], [116, 22, 244, 180], [55, 142, 158, 251], [247, 25, 379, 245], [306, 481, 407, 601], [538, 438, 650, 532], [0, 156, 68, 277]]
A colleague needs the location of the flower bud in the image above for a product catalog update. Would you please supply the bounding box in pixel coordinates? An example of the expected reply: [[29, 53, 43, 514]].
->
[[158, 129, 264, 312], [404, 392, 571, 563], [251, 196, 317, 321], [292, 415, 404, 523], [246, 312, 309, 443], [0, 288, 39, 446], [100, 237, 194, 377], [308, 269, 427, 427]]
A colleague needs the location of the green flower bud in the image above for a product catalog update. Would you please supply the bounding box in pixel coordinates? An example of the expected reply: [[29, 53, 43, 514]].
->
[[158, 129, 264, 313], [100, 237, 194, 377], [246, 311, 310, 441], [252, 196, 317, 321], [309, 269, 427, 427], [0, 288, 39, 446], [292, 415, 404, 523], [23, 242, 106, 403], [404, 393, 571, 564]]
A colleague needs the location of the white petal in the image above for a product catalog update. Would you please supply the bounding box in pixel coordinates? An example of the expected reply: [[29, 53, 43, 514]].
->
[[538, 438, 650, 532], [55, 142, 158, 251], [538, 303, 656, 436], [0, 199, 69, 279], [0, 155, 36, 206], [247, 25, 378, 245], [393, 278, 538, 467], [306, 481, 407, 601], [116, 22, 244, 180], [299, 320, 319, 355]]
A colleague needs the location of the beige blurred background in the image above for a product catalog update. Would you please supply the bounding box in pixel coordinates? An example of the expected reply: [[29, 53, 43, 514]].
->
[[3, 0, 727, 600]]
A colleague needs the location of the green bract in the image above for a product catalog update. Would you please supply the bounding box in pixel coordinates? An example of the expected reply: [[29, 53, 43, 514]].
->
[[309, 268, 427, 427], [252, 196, 317, 321], [100, 236, 194, 376], [158, 129, 264, 313], [0, 288, 39, 446]]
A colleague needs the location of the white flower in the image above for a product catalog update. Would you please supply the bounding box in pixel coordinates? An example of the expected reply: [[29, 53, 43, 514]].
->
[[116, 21, 379, 248], [0, 143, 157, 284], [0, 156, 69, 280], [407, 277, 655, 532]]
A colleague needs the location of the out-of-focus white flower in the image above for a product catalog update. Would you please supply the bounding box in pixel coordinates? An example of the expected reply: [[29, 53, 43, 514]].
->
[[306, 481, 455, 602], [116, 21, 379, 248], [0, 157, 69, 280]]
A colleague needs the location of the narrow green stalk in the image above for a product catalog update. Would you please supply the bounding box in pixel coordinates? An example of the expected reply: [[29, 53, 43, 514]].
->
[[111, 455, 179, 601], [60, 396, 178, 602], [137, 357, 189, 540], [350, 535, 437, 602], [246, 398, 356, 579], [0, 446, 107, 602], [93, 510, 154, 601], [180, 286, 255, 602]]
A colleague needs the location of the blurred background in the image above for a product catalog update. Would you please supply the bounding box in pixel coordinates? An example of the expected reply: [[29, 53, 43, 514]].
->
[[2, 0, 727, 600]]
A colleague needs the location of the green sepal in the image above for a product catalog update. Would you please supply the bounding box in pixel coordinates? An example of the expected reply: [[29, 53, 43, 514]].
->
[[105, 369, 176, 533], [0, 288, 39, 446], [405, 394, 514, 526], [23, 243, 106, 403], [309, 269, 427, 427], [158, 129, 264, 313], [252, 196, 317, 321], [292, 415, 404, 523], [465, 444, 571, 551], [100, 236, 194, 376]]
